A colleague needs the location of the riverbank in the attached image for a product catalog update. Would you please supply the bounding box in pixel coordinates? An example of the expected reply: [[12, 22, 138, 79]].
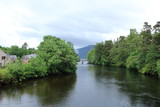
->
[[87, 22, 160, 78], [0, 36, 78, 86], [0, 66, 76, 86]]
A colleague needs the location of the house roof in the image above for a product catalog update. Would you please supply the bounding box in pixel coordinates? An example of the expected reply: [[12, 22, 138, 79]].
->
[[8, 55, 17, 60], [0, 50, 7, 56], [23, 54, 37, 59]]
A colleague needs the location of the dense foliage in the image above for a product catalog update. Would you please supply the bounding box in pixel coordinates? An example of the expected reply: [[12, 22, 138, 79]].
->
[[87, 21, 160, 77], [37, 36, 78, 74], [0, 36, 78, 84], [0, 42, 36, 58], [0, 57, 47, 83]]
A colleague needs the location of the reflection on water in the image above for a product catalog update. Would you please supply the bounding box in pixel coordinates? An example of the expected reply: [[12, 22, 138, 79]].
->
[[0, 74, 76, 107], [89, 65, 160, 107], [0, 63, 160, 107]]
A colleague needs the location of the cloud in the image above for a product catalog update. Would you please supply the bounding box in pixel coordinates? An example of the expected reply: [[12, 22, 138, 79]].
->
[[0, 0, 159, 48]]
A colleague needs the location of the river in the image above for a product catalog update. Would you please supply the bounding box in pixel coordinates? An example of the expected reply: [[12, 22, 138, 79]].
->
[[0, 63, 160, 107]]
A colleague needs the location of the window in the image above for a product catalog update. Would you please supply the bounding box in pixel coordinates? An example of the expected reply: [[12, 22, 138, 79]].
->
[[2, 56, 6, 60]]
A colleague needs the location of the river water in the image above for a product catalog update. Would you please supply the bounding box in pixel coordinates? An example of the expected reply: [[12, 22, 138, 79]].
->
[[0, 63, 160, 107]]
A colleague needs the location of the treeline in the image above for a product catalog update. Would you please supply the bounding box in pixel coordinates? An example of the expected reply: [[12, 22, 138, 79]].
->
[[0, 36, 78, 84], [0, 42, 36, 58], [87, 22, 160, 76]]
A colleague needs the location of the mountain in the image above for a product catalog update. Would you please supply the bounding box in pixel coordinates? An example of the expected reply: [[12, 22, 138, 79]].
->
[[76, 45, 95, 59]]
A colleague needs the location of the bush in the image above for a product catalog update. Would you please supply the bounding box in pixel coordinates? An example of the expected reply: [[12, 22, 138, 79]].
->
[[6, 57, 47, 82], [156, 60, 160, 76], [0, 69, 13, 84], [29, 57, 47, 77], [126, 55, 138, 69], [6, 60, 24, 81], [140, 62, 156, 75]]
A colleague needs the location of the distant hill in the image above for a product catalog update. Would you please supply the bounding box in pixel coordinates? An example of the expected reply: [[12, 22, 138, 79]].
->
[[76, 45, 95, 59]]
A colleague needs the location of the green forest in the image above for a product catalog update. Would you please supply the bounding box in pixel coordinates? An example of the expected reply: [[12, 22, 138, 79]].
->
[[87, 21, 160, 77], [0, 36, 78, 84]]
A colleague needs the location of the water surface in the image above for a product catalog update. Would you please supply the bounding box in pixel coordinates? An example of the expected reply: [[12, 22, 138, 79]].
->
[[0, 63, 160, 107]]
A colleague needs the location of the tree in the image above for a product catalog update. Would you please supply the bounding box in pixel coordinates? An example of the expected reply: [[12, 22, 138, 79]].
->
[[67, 42, 74, 49], [141, 22, 152, 45], [100, 40, 113, 65], [5, 43, 36, 58], [7, 45, 23, 57], [87, 21, 160, 77], [153, 21, 160, 33], [110, 36, 128, 67], [125, 29, 141, 69], [37, 35, 78, 74], [94, 42, 104, 64], [87, 49, 95, 64]]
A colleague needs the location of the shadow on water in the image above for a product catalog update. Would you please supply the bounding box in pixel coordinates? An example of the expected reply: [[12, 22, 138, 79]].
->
[[0, 74, 77, 107], [88, 65, 160, 107]]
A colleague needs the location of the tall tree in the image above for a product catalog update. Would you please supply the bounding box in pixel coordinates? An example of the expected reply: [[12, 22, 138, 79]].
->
[[110, 36, 128, 67], [141, 22, 152, 45], [153, 21, 160, 33], [100, 40, 113, 65]]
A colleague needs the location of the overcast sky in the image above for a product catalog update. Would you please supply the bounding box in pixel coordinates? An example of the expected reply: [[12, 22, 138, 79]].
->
[[0, 0, 159, 48]]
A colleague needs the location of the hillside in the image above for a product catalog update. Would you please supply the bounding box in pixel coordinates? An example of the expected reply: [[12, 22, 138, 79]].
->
[[76, 45, 95, 59]]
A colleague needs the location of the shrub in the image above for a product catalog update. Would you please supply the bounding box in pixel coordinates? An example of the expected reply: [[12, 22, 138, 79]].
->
[[6, 57, 47, 82], [156, 60, 160, 76], [0, 69, 13, 84]]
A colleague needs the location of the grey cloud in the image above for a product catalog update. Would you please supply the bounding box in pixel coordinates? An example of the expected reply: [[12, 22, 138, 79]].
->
[[2, 0, 150, 48]]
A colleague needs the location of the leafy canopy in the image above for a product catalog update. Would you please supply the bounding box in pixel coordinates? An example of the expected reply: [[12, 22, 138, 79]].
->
[[37, 35, 78, 74]]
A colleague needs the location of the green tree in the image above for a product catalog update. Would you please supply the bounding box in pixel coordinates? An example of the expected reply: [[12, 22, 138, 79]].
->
[[6, 43, 36, 58], [153, 21, 160, 33], [7, 45, 23, 57], [110, 36, 128, 67], [87, 49, 96, 64], [141, 22, 152, 45], [37, 35, 78, 74], [87, 21, 160, 77], [94, 42, 104, 64], [67, 42, 74, 49], [100, 40, 113, 65], [125, 29, 141, 69]]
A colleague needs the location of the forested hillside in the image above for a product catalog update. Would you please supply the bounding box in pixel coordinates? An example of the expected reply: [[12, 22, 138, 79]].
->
[[77, 45, 94, 59]]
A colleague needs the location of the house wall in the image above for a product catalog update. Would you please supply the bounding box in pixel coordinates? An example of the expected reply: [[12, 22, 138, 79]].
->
[[5, 58, 14, 65], [0, 50, 8, 66], [22, 59, 30, 64]]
